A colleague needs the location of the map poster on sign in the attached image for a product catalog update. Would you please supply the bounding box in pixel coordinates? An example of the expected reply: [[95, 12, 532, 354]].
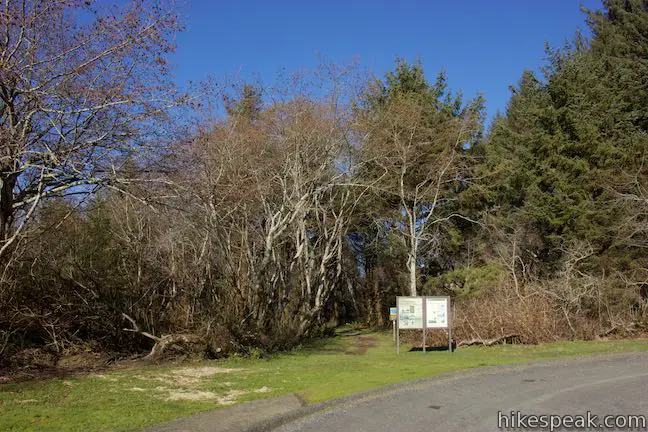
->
[[397, 296, 423, 329], [426, 297, 449, 328]]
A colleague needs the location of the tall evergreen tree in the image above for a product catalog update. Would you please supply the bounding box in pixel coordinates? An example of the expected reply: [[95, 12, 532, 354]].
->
[[475, 0, 648, 282]]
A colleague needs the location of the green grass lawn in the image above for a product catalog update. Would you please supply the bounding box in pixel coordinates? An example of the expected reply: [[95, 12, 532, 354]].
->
[[1, 331, 647, 432]]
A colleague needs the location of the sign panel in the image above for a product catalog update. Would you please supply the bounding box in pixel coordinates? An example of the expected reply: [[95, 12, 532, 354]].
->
[[397, 296, 424, 329], [389, 307, 398, 321], [426, 297, 449, 328]]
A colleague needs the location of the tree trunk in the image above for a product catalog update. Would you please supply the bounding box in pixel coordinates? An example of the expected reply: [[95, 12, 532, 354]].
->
[[407, 215, 418, 296], [373, 267, 384, 325], [408, 249, 417, 296], [0, 174, 16, 243]]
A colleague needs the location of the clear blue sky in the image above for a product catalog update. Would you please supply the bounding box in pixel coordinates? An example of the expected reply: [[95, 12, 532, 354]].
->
[[172, 0, 603, 120]]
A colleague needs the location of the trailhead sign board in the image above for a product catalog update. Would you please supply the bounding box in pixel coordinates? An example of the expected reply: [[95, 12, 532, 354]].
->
[[397, 296, 424, 329], [426, 297, 448, 328], [396, 296, 452, 353]]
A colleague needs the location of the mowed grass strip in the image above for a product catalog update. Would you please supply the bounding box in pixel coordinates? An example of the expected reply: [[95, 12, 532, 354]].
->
[[1, 332, 647, 432]]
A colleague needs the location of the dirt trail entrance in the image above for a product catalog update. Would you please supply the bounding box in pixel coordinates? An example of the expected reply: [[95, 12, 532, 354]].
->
[[344, 336, 377, 355]]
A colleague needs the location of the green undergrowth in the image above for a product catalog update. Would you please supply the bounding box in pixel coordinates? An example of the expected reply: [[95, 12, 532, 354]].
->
[[1, 331, 647, 431]]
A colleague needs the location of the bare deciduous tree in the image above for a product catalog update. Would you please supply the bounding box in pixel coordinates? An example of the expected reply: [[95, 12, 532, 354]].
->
[[0, 0, 184, 256], [190, 74, 366, 343], [356, 93, 482, 296]]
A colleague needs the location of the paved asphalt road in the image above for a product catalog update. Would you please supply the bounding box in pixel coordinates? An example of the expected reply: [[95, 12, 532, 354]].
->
[[274, 353, 648, 432]]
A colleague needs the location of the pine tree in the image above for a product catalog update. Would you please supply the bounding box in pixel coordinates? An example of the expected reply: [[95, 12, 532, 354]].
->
[[475, 0, 648, 278]]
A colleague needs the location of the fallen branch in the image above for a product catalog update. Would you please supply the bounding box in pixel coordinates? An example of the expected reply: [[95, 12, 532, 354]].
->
[[121, 313, 161, 343], [145, 334, 204, 359], [122, 313, 204, 359], [458, 333, 520, 347], [598, 322, 638, 338]]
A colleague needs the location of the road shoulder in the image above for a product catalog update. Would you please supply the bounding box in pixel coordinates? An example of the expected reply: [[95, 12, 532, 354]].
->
[[144, 351, 647, 432]]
